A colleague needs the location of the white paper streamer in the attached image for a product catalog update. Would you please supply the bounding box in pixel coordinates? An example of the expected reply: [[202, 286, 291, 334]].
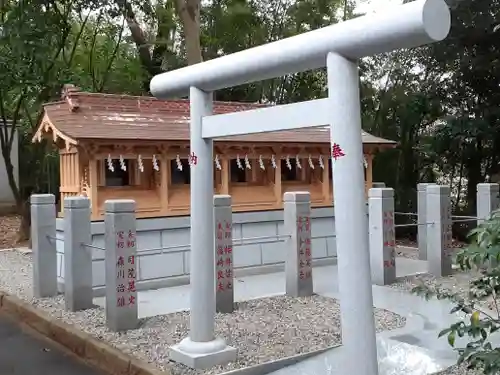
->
[[308, 155, 314, 169], [244, 154, 251, 169], [137, 154, 144, 172], [152, 154, 159, 171], [176, 154, 183, 171], [236, 154, 244, 170], [107, 154, 115, 172], [215, 154, 222, 170], [271, 155, 277, 168], [119, 155, 127, 171], [259, 155, 265, 170]]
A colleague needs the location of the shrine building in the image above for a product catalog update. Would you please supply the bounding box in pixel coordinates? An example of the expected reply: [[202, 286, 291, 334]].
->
[[32, 85, 396, 221]]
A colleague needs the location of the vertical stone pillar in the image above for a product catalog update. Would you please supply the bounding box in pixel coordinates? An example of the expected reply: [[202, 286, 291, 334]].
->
[[368, 188, 396, 285], [426, 185, 452, 276], [477, 183, 499, 223], [327, 52, 378, 375], [31, 194, 57, 298], [284, 192, 313, 297], [63, 197, 93, 311], [214, 195, 234, 313], [169, 88, 236, 368], [104, 199, 138, 332], [417, 183, 435, 260]]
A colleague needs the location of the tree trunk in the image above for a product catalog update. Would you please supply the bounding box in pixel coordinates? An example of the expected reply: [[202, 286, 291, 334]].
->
[[175, 0, 203, 65], [18, 200, 31, 244], [0, 137, 29, 242]]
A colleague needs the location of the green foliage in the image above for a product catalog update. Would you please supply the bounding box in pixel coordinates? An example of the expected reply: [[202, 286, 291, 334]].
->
[[0, 0, 499, 242], [413, 210, 500, 374]]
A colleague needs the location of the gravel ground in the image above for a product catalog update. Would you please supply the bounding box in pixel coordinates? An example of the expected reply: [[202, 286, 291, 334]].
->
[[396, 241, 467, 261], [0, 250, 406, 375], [0, 215, 28, 250], [396, 244, 420, 260]]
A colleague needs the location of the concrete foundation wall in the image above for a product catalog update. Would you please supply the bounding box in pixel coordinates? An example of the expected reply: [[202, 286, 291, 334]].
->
[[55, 207, 349, 296]]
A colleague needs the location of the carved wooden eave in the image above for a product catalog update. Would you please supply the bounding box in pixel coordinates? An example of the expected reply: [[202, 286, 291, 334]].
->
[[32, 113, 77, 151]]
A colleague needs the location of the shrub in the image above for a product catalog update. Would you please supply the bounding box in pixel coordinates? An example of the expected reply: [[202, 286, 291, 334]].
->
[[413, 210, 500, 374]]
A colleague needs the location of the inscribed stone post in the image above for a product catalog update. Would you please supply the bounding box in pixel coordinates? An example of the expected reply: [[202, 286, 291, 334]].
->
[[368, 188, 396, 285], [417, 183, 435, 260], [214, 195, 234, 313], [31, 194, 57, 298], [64, 197, 93, 311], [426, 185, 452, 276], [284, 192, 313, 297], [104, 200, 138, 332], [477, 183, 499, 223]]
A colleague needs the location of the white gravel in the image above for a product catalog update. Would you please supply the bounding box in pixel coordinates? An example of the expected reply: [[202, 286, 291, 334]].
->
[[0, 250, 406, 375], [396, 247, 419, 260]]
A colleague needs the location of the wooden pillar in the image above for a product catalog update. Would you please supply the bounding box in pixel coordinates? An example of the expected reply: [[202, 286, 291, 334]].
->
[[366, 154, 374, 195], [160, 153, 169, 214], [322, 158, 330, 205], [274, 155, 282, 207], [88, 158, 99, 220], [221, 158, 229, 195], [251, 158, 258, 182], [59, 153, 65, 215]]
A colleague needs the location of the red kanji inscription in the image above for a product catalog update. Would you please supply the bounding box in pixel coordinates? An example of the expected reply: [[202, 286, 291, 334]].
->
[[128, 280, 136, 292], [117, 256, 124, 266], [128, 268, 136, 279], [331, 143, 345, 160], [117, 296, 125, 307], [217, 246, 224, 255], [189, 152, 198, 165]]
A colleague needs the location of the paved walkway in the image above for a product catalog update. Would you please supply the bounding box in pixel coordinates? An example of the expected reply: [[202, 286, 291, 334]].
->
[[0, 313, 103, 375], [94, 256, 428, 318]]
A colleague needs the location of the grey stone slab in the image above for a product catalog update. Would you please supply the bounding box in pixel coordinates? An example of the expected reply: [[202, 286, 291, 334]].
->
[[31, 194, 57, 298], [284, 192, 313, 297]]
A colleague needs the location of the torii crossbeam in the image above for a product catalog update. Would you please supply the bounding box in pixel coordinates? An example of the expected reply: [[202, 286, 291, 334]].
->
[[150, 1, 450, 374]]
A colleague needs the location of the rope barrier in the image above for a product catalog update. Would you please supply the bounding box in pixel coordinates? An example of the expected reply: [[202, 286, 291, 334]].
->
[[452, 215, 479, 220], [394, 222, 434, 228], [46, 235, 63, 242], [451, 218, 480, 223], [394, 212, 418, 216], [81, 243, 105, 251]]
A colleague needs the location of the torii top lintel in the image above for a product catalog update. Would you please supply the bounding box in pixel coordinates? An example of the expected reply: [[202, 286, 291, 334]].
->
[[150, 0, 450, 99]]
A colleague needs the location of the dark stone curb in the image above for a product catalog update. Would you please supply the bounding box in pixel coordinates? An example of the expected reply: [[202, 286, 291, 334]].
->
[[0, 291, 168, 375]]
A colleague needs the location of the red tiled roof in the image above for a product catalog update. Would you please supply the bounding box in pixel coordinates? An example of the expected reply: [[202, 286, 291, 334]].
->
[[35, 86, 396, 146]]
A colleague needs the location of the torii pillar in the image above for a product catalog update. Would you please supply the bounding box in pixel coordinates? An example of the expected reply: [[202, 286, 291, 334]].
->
[[150, 1, 451, 373]]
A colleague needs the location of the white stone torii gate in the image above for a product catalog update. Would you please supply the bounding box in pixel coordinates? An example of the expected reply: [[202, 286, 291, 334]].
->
[[150, 0, 450, 373]]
